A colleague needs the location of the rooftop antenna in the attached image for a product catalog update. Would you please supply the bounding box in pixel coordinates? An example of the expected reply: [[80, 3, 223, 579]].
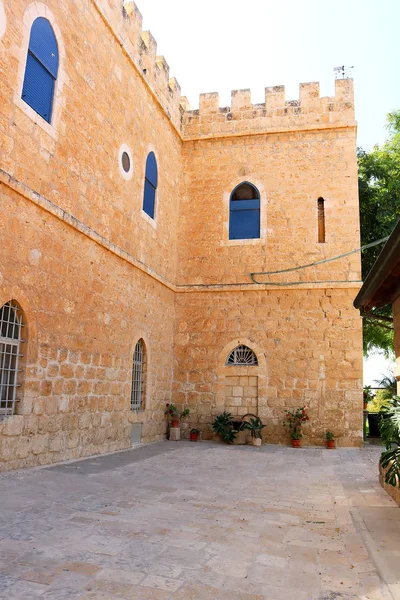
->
[[334, 65, 354, 79]]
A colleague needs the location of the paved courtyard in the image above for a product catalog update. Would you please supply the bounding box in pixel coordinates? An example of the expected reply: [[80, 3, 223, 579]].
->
[[0, 442, 399, 600]]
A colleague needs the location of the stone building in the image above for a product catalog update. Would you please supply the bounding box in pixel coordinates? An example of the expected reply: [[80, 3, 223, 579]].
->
[[0, 0, 363, 470]]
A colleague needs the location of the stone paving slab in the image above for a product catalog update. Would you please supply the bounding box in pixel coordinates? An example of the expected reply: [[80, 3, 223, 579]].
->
[[0, 442, 398, 599]]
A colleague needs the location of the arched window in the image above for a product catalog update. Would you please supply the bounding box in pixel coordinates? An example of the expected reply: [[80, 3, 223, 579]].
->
[[142, 152, 158, 219], [229, 182, 260, 240], [226, 345, 258, 366], [0, 301, 24, 418], [131, 339, 146, 411], [21, 17, 59, 123], [317, 197, 326, 243]]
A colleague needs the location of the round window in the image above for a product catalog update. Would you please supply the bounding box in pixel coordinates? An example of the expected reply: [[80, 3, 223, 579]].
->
[[118, 145, 133, 180], [122, 151, 130, 173]]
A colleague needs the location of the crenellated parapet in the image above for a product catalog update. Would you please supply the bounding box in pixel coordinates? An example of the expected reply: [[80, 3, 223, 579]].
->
[[182, 79, 355, 140], [92, 0, 189, 132]]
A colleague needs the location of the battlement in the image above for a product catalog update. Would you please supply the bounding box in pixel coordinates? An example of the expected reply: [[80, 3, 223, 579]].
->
[[182, 79, 355, 140], [93, 0, 355, 140], [92, 0, 189, 132]]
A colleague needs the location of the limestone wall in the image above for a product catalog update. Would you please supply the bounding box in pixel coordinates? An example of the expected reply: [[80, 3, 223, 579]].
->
[[393, 297, 400, 394], [173, 288, 363, 446], [0, 185, 174, 470]]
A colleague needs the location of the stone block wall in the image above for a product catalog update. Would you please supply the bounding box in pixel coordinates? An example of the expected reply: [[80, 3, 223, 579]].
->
[[0, 0, 363, 470]]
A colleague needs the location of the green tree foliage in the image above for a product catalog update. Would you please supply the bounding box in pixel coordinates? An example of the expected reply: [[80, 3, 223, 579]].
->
[[358, 111, 400, 356]]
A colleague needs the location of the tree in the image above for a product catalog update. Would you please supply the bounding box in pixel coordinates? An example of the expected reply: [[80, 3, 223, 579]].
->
[[358, 111, 400, 356]]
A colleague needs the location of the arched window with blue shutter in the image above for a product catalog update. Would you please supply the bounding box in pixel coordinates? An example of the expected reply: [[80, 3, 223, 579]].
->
[[142, 152, 158, 219], [21, 17, 59, 124], [229, 182, 260, 240]]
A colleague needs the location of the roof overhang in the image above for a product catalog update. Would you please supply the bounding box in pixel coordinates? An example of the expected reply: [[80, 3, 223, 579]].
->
[[354, 220, 400, 314]]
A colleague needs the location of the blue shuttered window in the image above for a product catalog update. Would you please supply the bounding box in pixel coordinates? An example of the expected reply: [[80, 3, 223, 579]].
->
[[229, 182, 260, 240], [21, 17, 59, 124], [142, 152, 158, 219]]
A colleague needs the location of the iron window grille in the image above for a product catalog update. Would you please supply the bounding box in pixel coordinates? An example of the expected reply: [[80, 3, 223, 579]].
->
[[0, 301, 24, 419], [226, 345, 258, 366], [131, 339, 146, 411]]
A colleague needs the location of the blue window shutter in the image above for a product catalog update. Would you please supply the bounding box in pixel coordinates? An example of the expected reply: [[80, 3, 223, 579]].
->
[[142, 152, 158, 219], [229, 182, 261, 240], [22, 53, 55, 122], [21, 18, 58, 124], [143, 180, 156, 219], [145, 152, 158, 187]]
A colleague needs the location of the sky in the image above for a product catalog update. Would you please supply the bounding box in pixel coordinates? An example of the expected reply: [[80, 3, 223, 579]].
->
[[140, 0, 397, 383], [141, 0, 400, 150]]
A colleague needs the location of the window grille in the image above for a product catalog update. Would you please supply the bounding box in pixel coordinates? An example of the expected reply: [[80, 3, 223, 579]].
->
[[21, 17, 59, 123], [143, 152, 158, 219], [0, 301, 24, 418], [226, 345, 258, 366], [229, 182, 260, 240], [131, 339, 145, 411]]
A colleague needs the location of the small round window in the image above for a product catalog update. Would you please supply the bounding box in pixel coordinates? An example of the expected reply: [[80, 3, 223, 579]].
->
[[122, 152, 130, 173], [119, 145, 133, 180]]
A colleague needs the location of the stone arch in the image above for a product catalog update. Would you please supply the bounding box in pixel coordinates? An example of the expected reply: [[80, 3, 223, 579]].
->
[[215, 338, 267, 421]]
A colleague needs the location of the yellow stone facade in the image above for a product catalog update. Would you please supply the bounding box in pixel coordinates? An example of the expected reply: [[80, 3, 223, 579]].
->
[[0, 0, 363, 470]]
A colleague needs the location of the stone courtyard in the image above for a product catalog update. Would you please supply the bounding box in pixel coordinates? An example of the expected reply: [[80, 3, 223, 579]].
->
[[0, 442, 399, 600]]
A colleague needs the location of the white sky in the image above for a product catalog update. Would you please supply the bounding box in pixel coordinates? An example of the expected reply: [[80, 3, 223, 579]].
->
[[140, 0, 397, 383], [141, 0, 399, 150]]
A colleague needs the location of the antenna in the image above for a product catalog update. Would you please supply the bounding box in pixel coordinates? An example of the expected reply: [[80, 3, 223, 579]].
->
[[334, 65, 354, 79]]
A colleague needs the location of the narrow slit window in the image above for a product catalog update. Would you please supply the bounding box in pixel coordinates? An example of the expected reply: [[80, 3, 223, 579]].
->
[[318, 197, 325, 243], [131, 339, 146, 411], [21, 17, 59, 123], [0, 301, 24, 419]]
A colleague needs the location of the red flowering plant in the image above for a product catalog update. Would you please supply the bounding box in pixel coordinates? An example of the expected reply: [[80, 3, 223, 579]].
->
[[282, 406, 309, 440]]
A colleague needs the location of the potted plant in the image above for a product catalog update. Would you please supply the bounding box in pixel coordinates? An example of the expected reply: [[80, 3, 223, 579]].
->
[[190, 428, 200, 441], [243, 416, 265, 446], [283, 406, 309, 448], [212, 411, 237, 444], [326, 431, 335, 449], [165, 403, 190, 428]]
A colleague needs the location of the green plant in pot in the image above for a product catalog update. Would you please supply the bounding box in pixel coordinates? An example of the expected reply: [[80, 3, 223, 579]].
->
[[212, 411, 237, 444], [379, 396, 400, 488], [165, 403, 190, 428], [326, 431, 335, 449], [243, 416, 265, 446], [282, 406, 309, 448], [190, 428, 200, 442]]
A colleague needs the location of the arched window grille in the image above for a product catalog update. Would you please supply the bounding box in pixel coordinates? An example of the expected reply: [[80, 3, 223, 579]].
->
[[21, 17, 59, 123], [131, 339, 146, 411], [226, 345, 258, 366], [229, 182, 260, 240], [142, 152, 158, 219], [0, 301, 24, 418]]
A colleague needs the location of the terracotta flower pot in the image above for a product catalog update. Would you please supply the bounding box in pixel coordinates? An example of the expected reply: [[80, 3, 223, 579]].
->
[[171, 419, 180, 428], [190, 432, 199, 441], [327, 440, 335, 449], [363, 402, 368, 410], [291, 439, 301, 448], [252, 438, 262, 447]]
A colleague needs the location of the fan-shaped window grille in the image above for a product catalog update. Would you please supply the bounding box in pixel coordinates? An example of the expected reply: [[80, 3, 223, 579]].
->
[[21, 17, 59, 123], [0, 301, 24, 418], [131, 339, 146, 411], [226, 345, 258, 366]]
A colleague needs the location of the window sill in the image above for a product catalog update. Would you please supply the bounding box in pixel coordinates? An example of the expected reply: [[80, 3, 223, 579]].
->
[[14, 94, 57, 139], [141, 209, 157, 229], [221, 237, 265, 247]]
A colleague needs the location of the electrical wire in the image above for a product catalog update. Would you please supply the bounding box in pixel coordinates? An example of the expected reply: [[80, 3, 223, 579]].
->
[[249, 236, 389, 285]]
